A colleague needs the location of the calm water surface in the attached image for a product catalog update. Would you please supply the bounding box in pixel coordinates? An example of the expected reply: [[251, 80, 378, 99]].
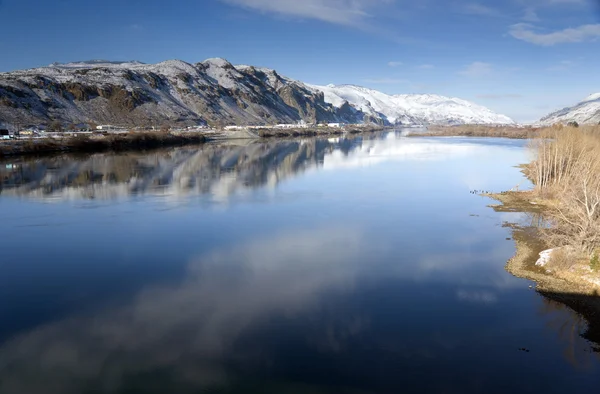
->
[[0, 132, 598, 393]]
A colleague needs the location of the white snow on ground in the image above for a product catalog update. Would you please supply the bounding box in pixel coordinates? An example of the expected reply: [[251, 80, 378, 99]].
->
[[539, 92, 600, 125], [583, 92, 600, 102], [535, 249, 555, 267], [200, 58, 240, 89], [307, 84, 514, 125], [1, 57, 516, 127]]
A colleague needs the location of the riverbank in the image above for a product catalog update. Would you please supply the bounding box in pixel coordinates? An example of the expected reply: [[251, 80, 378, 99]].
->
[[0, 126, 387, 157], [0, 132, 208, 157], [409, 125, 538, 139], [487, 191, 600, 295], [490, 190, 600, 352]]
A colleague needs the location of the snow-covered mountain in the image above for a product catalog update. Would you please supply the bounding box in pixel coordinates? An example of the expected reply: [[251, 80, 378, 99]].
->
[[309, 84, 514, 126], [539, 93, 600, 125], [0, 58, 513, 128]]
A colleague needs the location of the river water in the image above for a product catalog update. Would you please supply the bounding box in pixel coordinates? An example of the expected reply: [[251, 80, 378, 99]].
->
[[0, 132, 598, 393]]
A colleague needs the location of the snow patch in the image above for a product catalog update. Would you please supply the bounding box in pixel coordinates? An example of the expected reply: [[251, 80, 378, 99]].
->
[[535, 249, 555, 267]]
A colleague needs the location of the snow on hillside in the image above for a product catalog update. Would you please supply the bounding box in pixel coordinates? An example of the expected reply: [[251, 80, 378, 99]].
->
[[201, 58, 241, 89], [539, 93, 600, 125], [0, 58, 515, 127], [308, 84, 514, 125], [392, 93, 514, 125], [308, 84, 419, 124]]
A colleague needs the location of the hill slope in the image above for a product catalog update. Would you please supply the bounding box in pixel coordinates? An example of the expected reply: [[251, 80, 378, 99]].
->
[[308, 84, 514, 126], [539, 93, 600, 125], [0, 59, 513, 128]]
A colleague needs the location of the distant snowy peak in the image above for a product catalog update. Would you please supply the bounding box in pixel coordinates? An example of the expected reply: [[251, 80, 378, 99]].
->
[[539, 93, 600, 125], [583, 92, 600, 103], [309, 84, 514, 126]]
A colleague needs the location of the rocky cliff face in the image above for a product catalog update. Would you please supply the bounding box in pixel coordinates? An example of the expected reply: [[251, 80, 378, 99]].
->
[[0, 59, 352, 128], [0, 58, 513, 128]]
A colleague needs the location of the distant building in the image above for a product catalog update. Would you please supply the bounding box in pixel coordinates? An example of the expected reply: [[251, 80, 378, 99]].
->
[[0, 129, 10, 139], [96, 125, 125, 132], [327, 123, 344, 128]]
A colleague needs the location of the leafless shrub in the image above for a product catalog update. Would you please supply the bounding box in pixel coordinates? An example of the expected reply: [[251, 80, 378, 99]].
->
[[531, 125, 600, 257], [546, 247, 578, 272]]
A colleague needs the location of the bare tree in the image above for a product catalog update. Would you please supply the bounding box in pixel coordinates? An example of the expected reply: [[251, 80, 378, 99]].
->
[[549, 152, 600, 256], [533, 127, 600, 258]]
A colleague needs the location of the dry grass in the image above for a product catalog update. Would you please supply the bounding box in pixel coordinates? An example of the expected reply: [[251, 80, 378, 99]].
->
[[546, 247, 579, 272], [412, 125, 539, 139], [528, 125, 600, 261], [486, 125, 600, 293]]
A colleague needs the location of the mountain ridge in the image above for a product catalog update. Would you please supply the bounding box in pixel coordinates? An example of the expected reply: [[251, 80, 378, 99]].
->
[[539, 92, 600, 125], [0, 58, 514, 128]]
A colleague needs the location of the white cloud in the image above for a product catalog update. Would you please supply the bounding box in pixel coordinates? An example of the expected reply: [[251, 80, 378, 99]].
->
[[387, 61, 403, 67], [459, 62, 492, 77], [509, 23, 600, 45], [219, 0, 393, 26]]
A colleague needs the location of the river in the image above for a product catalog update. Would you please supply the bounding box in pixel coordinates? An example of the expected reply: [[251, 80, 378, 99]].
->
[[0, 131, 598, 393]]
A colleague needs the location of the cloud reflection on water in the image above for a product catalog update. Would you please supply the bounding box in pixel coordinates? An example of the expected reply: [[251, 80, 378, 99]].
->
[[0, 227, 363, 394]]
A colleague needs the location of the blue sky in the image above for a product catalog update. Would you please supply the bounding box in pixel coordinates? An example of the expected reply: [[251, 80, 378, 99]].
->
[[0, 0, 599, 122]]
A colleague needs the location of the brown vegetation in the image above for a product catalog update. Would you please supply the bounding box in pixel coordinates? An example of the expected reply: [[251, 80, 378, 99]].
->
[[485, 124, 600, 294], [527, 125, 600, 262], [412, 125, 539, 139], [0, 132, 206, 157]]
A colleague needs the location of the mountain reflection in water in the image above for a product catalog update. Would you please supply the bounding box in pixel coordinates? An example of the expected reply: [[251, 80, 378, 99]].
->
[[1, 133, 512, 203]]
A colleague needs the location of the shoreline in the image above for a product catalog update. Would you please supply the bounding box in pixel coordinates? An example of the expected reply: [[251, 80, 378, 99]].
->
[[0, 132, 208, 158], [487, 191, 600, 295], [0, 126, 387, 158], [407, 125, 538, 139], [488, 191, 600, 350]]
